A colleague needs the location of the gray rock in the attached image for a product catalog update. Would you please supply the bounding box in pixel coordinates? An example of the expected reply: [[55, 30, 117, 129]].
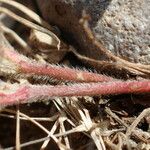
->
[[37, 0, 150, 64]]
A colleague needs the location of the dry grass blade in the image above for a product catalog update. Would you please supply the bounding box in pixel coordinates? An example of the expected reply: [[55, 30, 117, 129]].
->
[[0, 0, 53, 31], [59, 115, 71, 149], [0, 6, 60, 49], [0, 24, 32, 54], [3, 109, 69, 150], [77, 109, 106, 150], [118, 132, 132, 150], [15, 105, 20, 150], [105, 107, 128, 127], [126, 108, 150, 137], [91, 128, 106, 150], [40, 120, 59, 150], [105, 107, 150, 147], [3, 109, 52, 134], [0, 113, 59, 121]]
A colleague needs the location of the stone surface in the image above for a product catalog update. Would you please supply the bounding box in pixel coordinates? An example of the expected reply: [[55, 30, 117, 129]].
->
[[37, 0, 150, 64]]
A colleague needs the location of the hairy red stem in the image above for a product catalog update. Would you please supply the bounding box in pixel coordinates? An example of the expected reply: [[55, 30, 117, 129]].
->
[[0, 80, 150, 106], [1, 45, 114, 82]]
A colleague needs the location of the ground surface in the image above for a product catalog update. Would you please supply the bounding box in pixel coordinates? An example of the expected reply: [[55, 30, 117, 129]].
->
[[0, 1, 150, 150]]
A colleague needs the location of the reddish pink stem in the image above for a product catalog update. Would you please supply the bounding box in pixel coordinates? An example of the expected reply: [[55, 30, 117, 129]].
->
[[0, 80, 150, 106], [1, 45, 114, 82]]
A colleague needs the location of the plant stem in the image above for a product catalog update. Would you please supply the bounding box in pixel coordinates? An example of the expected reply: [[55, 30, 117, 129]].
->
[[1, 45, 114, 82], [0, 80, 150, 106]]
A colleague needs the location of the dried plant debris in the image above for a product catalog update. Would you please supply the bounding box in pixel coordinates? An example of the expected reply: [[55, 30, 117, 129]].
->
[[0, 0, 150, 150]]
